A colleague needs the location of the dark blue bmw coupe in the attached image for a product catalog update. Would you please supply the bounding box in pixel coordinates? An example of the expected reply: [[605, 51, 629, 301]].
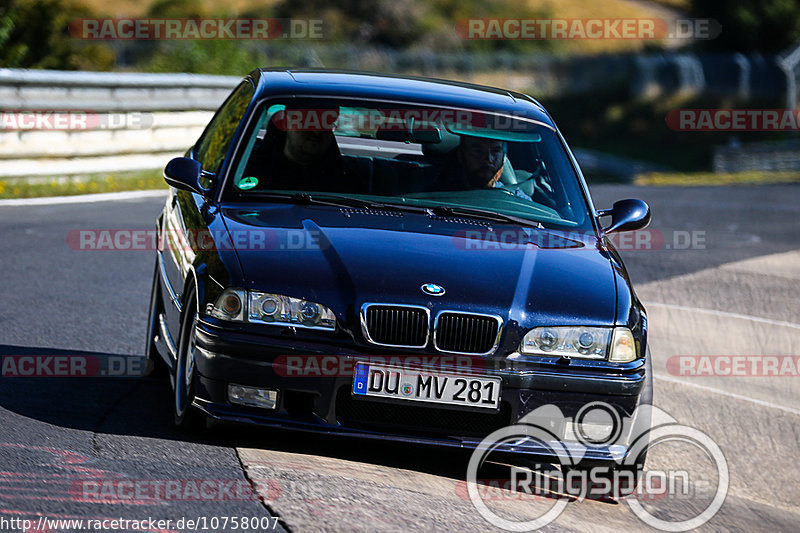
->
[[145, 68, 652, 479]]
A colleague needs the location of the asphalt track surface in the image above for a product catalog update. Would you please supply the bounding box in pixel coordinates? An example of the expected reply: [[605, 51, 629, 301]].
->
[[0, 184, 798, 532]]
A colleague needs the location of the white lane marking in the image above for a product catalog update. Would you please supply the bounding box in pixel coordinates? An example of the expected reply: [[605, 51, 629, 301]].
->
[[648, 302, 800, 331], [649, 301, 800, 415], [0, 189, 167, 206], [719, 249, 800, 281], [653, 373, 800, 417]]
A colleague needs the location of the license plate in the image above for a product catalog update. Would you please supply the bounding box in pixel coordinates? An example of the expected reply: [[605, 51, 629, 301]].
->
[[352, 363, 501, 410]]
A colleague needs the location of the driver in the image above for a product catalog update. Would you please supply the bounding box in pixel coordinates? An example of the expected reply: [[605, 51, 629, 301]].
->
[[430, 135, 507, 191]]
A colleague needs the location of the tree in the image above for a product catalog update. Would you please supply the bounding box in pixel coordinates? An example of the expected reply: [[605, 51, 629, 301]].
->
[[690, 0, 800, 53], [0, 0, 112, 69]]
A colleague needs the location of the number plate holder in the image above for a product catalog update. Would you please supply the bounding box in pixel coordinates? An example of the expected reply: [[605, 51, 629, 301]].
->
[[352, 362, 501, 410]]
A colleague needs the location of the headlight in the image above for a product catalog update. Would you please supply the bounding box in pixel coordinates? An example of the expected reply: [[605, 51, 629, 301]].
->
[[519, 326, 637, 361], [248, 291, 336, 330], [210, 289, 336, 331], [210, 288, 245, 321], [254, 293, 282, 322]]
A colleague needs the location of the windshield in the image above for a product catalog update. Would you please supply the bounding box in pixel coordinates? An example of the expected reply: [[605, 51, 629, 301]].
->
[[224, 97, 593, 230]]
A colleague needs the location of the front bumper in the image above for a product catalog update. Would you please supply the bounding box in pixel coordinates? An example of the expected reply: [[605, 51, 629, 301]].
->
[[191, 319, 651, 463]]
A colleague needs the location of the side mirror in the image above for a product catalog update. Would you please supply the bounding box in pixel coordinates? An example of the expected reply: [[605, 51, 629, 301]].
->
[[598, 199, 651, 234], [163, 157, 205, 194]]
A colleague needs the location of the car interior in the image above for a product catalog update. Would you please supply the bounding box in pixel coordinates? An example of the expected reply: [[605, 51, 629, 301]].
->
[[231, 102, 583, 226]]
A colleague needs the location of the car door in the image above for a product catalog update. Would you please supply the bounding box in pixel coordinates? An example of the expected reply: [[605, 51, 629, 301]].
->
[[159, 79, 255, 346]]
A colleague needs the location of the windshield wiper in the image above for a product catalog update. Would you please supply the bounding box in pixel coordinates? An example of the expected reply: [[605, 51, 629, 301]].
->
[[430, 205, 544, 229], [246, 192, 430, 214], [244, 191, 358, 206], [242, 192, 543, 227]]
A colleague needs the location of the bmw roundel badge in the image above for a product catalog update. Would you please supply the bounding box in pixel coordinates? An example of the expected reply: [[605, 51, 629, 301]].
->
[[421, 283, 446, 296]]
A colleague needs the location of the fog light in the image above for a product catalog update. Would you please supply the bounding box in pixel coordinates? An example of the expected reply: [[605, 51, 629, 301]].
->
[[569, 403, 622, 445], [227, 384, 278, 410], [575, 421, 614, 443]]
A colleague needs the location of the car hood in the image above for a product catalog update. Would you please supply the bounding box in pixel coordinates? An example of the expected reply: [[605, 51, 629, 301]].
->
[[221, 204, 618, 327]]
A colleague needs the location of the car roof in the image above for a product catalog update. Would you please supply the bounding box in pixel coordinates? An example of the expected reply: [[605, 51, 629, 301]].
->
[[250, 68, 553, 126]]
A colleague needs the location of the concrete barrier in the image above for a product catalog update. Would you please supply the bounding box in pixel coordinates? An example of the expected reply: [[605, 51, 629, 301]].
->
[[0, 69, 239, 178]]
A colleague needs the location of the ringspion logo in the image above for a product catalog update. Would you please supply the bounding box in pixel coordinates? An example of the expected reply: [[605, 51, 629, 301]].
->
[[466, 403, 729, 531]]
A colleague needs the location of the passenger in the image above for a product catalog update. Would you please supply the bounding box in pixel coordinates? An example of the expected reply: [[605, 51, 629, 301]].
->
[[253, 108, 352, 192]]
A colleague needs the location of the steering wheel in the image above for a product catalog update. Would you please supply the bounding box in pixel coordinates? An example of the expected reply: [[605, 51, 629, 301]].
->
[[488, 185, 516, 196]]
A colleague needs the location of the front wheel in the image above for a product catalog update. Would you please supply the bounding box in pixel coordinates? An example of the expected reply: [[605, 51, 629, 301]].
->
[[173, 289, 205, 431]]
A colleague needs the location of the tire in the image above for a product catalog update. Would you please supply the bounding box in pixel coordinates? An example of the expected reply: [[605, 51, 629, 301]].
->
[[145, 257, 169, 377], [173, 287, 205, 431]]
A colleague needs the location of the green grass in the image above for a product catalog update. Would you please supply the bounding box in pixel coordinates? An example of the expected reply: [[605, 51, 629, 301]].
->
[[635, 171, 800, 186], [0, 169, 167, 199]]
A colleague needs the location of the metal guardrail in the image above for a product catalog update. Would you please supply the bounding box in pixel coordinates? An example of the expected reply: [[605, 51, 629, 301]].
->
[[0, 69, 240, 112], [0, 69, 238, 87], [0, 69, 241, 178]]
